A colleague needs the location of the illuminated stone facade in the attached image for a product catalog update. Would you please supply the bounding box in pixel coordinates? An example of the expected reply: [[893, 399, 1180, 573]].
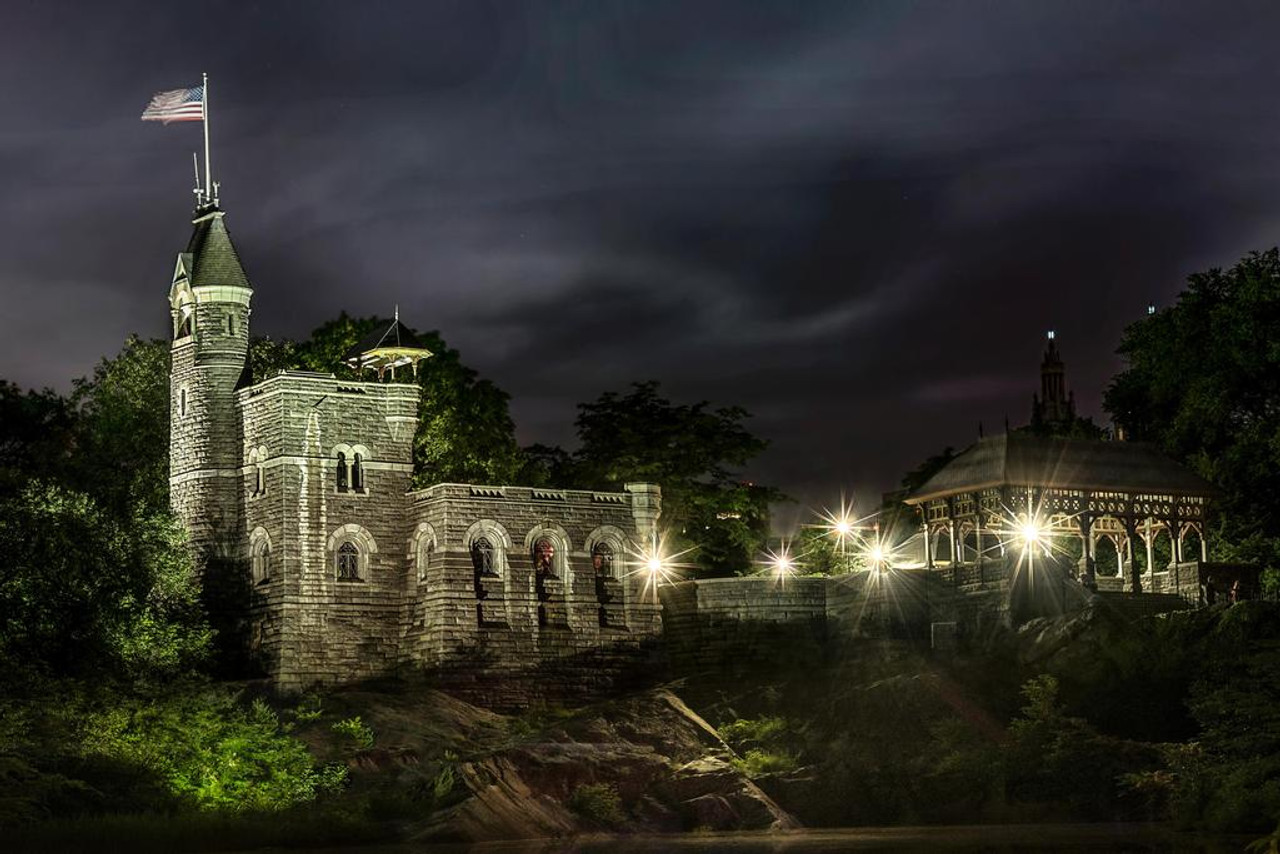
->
[[168, 205, 662, 694]]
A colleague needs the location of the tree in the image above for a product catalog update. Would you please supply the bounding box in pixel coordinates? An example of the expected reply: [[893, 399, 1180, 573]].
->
[[571, 381, 780, 576], [1104, 248, 1280, 570], [0, 482, 209, 679], [70, 336, 171, 517], [0, 380, 76, 491]]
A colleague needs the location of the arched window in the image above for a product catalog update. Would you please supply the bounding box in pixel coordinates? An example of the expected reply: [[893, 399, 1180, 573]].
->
[[471, 537, 497, 577], [352, 453, 365, 492], [252, 539, 271, 585], [337, 541, 361, 580], [533, 537, 557, 578], [336, 452, 349, 492], [418, 538, 435, 581], [591, 542, 615, 578]]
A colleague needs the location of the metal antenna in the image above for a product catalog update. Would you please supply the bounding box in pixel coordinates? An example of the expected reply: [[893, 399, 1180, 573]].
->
[[192, 152, 203, 206]]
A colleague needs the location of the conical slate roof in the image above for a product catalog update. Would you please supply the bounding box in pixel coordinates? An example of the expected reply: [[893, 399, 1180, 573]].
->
[[906, 433, 1220, 503], [184, 209, 251, 290]]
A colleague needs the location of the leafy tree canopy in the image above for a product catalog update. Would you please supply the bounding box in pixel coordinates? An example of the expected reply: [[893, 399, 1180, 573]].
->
[[1104, 248, 1280, 570], [70, 335, 172, 517], [0, 482, 209, 679], [569, 381, 780, 576], [251, 313, 525, 486]]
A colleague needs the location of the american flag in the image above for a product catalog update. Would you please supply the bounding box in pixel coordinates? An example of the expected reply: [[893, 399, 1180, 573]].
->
[[140, 85, 205, 124]]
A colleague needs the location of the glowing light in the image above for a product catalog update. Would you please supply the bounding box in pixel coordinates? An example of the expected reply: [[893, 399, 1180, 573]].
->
[[760, 545, 800, 582], [624, 532, 697, 601], [1014, 516, 1050, 555]]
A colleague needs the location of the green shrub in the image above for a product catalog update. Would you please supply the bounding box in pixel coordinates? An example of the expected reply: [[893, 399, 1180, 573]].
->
[[719, 716, 788, 747], [330, 716, 375, 750], [567, 783, 625, 826], [732, 748, 798, 778]]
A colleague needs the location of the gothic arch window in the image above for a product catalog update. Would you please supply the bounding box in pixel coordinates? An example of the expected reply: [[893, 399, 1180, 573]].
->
[[250, 527, 273, 585], [327, 523, 377, 582], [533, 537, 557, 578], [252, 539, 271, 585], [591, 542, 615, 578], [247, 446, 268, 497], [336, 452, 349, 492], [418, 538, 435, 580], [352, 453, 365, 491], [471, 537, 497, 577], [337, 542, 360, 581]]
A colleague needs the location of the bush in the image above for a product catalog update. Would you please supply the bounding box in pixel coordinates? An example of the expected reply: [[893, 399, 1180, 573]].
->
[[330, 717, 375, 750], [732, 749, 798, 778], [719, 716, 788, 748], [0, 681, 347, 824], [567, 783, 625, 826]]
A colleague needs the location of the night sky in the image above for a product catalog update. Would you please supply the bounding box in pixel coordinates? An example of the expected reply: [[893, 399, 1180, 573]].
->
[[3, 1, 1279, 519]]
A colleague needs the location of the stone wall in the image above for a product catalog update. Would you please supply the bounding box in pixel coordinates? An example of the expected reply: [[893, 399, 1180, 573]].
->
[[402, 483, 664, 708], [238, 372, 419, 689]]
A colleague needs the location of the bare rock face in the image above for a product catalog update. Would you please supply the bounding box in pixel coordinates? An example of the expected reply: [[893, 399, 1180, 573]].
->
[[417, 688, 798, 841]]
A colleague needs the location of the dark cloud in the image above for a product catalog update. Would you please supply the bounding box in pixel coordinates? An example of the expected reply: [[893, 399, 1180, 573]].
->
[[2, 0, 1279, 520]]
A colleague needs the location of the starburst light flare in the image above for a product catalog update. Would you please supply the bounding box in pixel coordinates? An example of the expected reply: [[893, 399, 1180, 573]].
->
[[624, 531, 697, 602], [758, 543, 800, 583]]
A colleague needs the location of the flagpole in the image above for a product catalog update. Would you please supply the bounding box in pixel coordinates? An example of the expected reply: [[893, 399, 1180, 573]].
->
[[202, 72, 212, 205]]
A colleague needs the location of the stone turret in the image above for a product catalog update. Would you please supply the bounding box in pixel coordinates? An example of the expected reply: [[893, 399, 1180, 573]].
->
[[168, 204, 253, 598]]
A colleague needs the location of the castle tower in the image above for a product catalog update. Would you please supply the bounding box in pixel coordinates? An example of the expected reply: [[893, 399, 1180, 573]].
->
[[168, 204, 253, 587], [1031, 330, 1075, 427]]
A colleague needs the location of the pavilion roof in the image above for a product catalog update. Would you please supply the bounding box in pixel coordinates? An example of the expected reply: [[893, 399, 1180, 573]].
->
[[343, 318, 433, 374], [905, 433, 1220, 503]]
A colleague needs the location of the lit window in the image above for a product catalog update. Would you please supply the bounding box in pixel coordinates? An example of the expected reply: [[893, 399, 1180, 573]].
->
[[533, 537, 556, 577], [591, 542, 615, 578]]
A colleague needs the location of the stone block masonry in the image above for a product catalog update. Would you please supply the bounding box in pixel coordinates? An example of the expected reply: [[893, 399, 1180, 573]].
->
[[165, 203, 665, 704]]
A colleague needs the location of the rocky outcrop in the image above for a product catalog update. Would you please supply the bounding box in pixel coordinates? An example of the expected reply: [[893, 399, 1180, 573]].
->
[[416, 688, 797, 841]]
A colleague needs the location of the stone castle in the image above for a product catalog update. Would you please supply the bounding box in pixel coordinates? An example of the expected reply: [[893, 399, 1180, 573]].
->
[[167, 202, 662, 692]]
